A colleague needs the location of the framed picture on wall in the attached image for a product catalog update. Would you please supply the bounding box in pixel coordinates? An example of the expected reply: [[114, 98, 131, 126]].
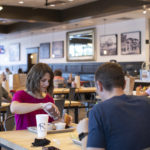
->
[[121, 31, 141, 55], [100, 34, 117, 56], [9, 43, 20, 61], [52, 41, 64, 58], [39, 43, 50, 59], [0, 45, 5, 54]]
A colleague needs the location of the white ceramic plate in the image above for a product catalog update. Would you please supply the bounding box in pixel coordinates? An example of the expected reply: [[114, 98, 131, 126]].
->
[[28, 126, 75, 134]]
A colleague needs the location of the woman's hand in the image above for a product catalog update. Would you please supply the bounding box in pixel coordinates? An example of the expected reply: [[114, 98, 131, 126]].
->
[[43, 102, 60, 120]]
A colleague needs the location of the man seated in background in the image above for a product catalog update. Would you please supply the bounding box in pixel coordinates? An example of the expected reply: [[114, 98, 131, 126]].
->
[[54, 69, 65, 88], [77, 62, 150, 150]]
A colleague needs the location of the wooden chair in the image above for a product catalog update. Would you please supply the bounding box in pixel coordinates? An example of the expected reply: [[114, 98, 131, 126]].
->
[[4, 115, 15, 131]]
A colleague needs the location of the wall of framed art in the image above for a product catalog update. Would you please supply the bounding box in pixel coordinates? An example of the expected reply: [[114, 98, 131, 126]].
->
[[0, 18, 147, 68], [97, 18, 146, 62]]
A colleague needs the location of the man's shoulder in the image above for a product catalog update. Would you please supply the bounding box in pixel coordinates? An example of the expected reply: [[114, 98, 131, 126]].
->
[[93, 94, 150, 111]]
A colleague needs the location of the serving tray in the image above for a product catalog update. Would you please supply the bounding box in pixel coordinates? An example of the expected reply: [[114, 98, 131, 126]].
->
[[28, 126, 75, 134]]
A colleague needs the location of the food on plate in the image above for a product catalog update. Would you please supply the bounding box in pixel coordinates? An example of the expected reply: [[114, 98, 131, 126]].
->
[[64, 113, 72, 127]]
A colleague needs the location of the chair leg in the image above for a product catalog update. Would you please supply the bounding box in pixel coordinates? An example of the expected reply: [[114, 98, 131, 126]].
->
[[67, 109, 69, 114]]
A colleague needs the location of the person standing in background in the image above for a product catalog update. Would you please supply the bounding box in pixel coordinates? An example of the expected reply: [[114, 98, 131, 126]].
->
[[5, 68, 12, 75], [5, 68, 12, 81]]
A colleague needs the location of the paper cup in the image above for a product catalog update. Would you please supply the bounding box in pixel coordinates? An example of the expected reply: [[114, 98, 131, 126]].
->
[[36, 114, 49, 138]]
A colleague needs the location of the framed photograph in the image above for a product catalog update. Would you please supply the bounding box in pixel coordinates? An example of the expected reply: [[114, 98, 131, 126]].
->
[[9, 43, 20, 61], [67, 28, 95, 61], [121, 31, 141, 55], [52, 41, 64, 58], [39, 43, 50, 59], [0, 45, 5, 54], [100, 34, 117, 56]]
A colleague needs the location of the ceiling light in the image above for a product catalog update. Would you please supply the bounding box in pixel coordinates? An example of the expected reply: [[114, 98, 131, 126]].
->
[[0, 6, 3, 11], [50, 4, 55, 7], [68, 0, 74, 1], [18, 1, 24, 4], [143, 10, 147, 14]]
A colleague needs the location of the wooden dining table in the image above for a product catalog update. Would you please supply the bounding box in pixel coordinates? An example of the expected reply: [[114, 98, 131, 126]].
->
[[0, 129, 80, 150], [53, 87, 96, 94]]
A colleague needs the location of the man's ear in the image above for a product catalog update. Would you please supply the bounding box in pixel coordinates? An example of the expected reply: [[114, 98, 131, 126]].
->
[[123, 79, 126, 90], [96, 81, 103, 91]]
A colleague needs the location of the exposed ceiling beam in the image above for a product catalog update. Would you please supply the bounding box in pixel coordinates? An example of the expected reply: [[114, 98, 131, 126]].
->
[[0, 0, 149, 34], [7, 22, 59, 33], [61, 0, 145, 21], [0, 25, 11, 33], [0, 5, 62, 23]]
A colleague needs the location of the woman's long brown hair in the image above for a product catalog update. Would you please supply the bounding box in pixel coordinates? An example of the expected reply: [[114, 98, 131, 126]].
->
[[26, 63, 54, 96]]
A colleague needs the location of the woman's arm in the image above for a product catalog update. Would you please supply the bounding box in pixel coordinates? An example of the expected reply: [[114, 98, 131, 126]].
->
[[11, 101, 60, 117], [10, 101, 43, 114]]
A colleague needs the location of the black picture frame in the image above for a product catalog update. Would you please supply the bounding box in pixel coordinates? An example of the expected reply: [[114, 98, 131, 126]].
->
[[9, 43, 20, 61], [39, 43, 50, 59], [52, 41, 64, 58], [100, 34, 117, 56], [121, 31, 141, 55]]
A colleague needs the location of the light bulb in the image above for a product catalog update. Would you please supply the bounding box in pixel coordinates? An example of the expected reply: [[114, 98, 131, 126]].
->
[[143, 10, 147, 14], [18, 1, 24, 4], [0, 6, 3, 11]]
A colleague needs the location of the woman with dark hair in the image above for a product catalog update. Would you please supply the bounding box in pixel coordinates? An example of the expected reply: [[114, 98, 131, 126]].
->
[[10, 63, 60, 130]]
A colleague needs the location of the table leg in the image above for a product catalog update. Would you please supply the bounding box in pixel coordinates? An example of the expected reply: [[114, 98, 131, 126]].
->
[[74, 107, 78, 123]]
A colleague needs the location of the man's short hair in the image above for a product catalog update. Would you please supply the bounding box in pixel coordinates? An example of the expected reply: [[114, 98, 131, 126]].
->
[[54, 69, 62, 76], [95, 62, 125, 91]]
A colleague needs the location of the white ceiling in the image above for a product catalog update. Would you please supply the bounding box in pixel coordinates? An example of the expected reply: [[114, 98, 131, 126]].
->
[[0, 0, 98, 10]]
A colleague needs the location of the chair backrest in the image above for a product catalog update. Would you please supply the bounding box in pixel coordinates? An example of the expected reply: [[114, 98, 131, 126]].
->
[[68, 88, 75, 101], [54, 98, 65, 117], [4, 115, 15, 131]]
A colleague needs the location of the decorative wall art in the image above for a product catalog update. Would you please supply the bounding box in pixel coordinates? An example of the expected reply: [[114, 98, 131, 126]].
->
[[67, 28, 95, 61], [121, 31, 141, 55], [52, 41, 64, 58], [9, 43, 20, 61], [0, 45, 5, 54], [39, 43, 50, 59], [100, 34, 117, 56]]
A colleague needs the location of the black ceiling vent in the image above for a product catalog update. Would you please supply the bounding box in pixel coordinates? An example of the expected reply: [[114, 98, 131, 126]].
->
[[45, 0, 66, 6]]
